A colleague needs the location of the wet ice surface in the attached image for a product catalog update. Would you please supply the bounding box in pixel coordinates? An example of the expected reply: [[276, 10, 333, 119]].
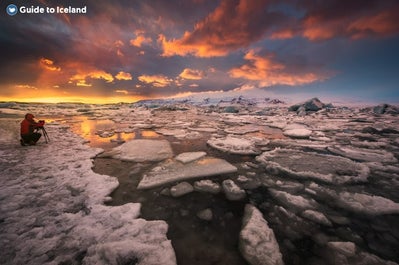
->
[[1, 99, 399, 265]]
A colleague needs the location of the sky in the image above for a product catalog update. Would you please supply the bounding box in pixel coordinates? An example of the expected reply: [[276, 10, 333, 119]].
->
[[1, 0, 399, 104]]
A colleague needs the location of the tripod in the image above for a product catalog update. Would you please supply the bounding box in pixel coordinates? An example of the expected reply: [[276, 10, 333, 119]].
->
[[36, 126, 50, 143]]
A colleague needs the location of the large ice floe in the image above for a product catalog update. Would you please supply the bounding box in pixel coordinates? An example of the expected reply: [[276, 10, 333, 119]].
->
[[256, 148, 370, 184], [0, 124, 176, 265], [207, 135, 261, 155], [327, 145, 397, 163], [99, 139, 174, 162], [239, 204, 284, 265], [137, 153, 237, 189]]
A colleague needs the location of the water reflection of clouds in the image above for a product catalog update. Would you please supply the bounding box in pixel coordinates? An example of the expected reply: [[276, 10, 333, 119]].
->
[[71, 116, 161, 148]]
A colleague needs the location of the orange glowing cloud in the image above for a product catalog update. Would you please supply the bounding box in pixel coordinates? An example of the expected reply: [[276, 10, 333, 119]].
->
[[230, 50, 329, 87], [270, 29, 295, 40], [179, 68, 204, 80], [115, 89, 129, 95], [130, 33, 152, 47], [301, 4, 399, 41], [70, 70, 114, 86], [40, 58, 61, 71], [302, 16, 342, 41], [348, 8, 399, 39], [161, 0, 273, 57], [115, 71, 132, 80], [138, 74, 172, 87]]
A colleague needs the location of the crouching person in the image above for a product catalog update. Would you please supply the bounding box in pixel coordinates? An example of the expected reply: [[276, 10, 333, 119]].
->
[[20, 113, 45, 146]]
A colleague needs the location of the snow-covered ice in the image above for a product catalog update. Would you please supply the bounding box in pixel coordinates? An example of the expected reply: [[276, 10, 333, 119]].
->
[[100, 139, 174, 162], [257, 148, 370, 184], [207, 135, 261, 155], [0, 123, 176, 265], [1, 99, 399, 265], [137, 157, 237, 189]]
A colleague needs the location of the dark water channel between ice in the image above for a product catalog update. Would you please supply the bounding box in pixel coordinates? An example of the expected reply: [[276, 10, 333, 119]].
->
[[70, 116, 254, 265], [69, 116, 399, 265]]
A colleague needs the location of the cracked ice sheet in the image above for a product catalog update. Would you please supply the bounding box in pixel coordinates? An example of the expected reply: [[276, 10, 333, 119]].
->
[[256, 148, 369, 185], [0, 124, 176, 265]]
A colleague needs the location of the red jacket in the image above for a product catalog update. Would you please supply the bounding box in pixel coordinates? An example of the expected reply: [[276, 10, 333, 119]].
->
[[20, 119, 44, 135]]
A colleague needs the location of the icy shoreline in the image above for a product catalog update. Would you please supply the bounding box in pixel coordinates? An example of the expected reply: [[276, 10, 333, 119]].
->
[[0, 123, 176, 265]]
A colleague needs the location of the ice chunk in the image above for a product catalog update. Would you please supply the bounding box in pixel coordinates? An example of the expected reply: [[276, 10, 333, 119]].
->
[[336, 192, 399, 215], [170, 182, 194, 197], [283, 128, 312, 139], [102, 139, 173, 162], [269, 189, 319, 213], [301, 210, 332, 226], [282, 123, 312, 139], [327, 241, 356, 257], [257, 149, 369, 184], [138, 157, 237, 189], [327, 145, 397, 163], [194, 179, 221, 194], [222, 179, 246, 201], [175, 151, 206, 164], [207, 135, 260, 155], [197, 208, 213, 221], [239, 204, 284, 265]]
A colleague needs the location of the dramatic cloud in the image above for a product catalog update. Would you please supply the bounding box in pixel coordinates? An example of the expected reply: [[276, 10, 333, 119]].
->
[[70, 70, 114, 86], [179, 68, 205, 80], [298, 0, 399, 40], [130, 32, 152, 47], [0, 0, 398, 103], [138, 75, 173, 87], [115, 71, 133, 80], [230, 50, 330, 87], [161, 0, 283, 57]]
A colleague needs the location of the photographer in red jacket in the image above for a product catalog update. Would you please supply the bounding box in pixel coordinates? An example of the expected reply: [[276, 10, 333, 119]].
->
[[20, 113, 45, 146]]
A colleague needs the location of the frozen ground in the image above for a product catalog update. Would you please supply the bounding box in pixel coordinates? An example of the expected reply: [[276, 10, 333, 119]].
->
[[1, 98, 399, 265], [0, 118, 176, 265]]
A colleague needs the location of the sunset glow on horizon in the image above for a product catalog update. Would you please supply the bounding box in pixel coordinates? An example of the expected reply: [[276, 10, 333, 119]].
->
[[1, 0, 399, 104]]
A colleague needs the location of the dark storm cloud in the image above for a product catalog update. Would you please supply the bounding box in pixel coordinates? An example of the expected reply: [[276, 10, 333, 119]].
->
[[1, 0, 399, 102]]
